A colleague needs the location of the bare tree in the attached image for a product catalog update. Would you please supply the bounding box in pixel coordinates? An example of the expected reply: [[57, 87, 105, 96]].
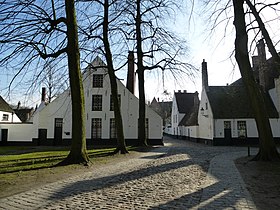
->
[[39, 60, 68, 103], [0, 0, 89, 165], [245, 0, 280, 68], [78, 0, 128, 153], [125, 0, 193, 146], [233, 0, 279, 161], [102, 0, 128, 153]]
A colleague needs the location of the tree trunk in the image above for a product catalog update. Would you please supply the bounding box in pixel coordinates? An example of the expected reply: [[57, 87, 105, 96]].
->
[[233, 0, 279, 161], [103, 0, 128, 154], [136, 0, 147, 146], [59, 0, 89, 165]]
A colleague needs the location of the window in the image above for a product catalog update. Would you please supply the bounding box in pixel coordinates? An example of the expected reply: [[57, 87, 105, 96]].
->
[[91, 118, 102, 139], [224, 121, 231, 129], [237, 121, 247, 138], [110, 118, 116, 138], [205, 102, 208, 110], [93, 74, 103, 88], [55, 118, 63, 128], [110, 94, 121, 111], [2, 114, 9, 121], [145, 118, 149, 139], [92, 95, 102, 111]]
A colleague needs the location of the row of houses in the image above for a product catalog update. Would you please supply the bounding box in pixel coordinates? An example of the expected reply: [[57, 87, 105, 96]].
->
[[0, 52, 163, 146], [156, 39, 280, 145], [1, 39, 280, 146]]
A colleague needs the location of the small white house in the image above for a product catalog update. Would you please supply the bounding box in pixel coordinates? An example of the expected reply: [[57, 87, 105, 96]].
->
[[0, 96, 35, 145], [31, 55, 163, 146], [197, 57, 280, 145], [165, 90, 199, 138]]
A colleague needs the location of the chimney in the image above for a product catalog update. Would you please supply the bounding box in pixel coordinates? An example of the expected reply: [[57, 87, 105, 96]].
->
[[257, 39, 268, 90], [202, 59, 209, 91], [41, 87, 46, 102], [257, 39, 266, 62], [194, 91, 199, 106], [183, 90, 187, 93], [17, 101, 21, 110], [126, 51, 135, 94]]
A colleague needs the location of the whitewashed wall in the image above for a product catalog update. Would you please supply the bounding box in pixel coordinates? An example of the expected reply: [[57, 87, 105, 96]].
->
[[170, 95, 185, 136], [0, 111, 21, 123], [0, 123, 34, 142], [32, 91, 72, 139], [181, 125, 198, 138], [31, 58, 162, 141], [197, 88, 214, 140], [213, 118, 280, 139]]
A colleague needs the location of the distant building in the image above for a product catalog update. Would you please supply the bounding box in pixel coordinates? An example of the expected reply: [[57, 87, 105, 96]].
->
[[149, 97, 172, 128], [164, 90, 199, 138], [10, 101, 34, 122]]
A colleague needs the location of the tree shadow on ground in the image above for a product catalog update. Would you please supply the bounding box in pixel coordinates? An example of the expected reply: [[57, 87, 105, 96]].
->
[[44, 137, 253, 209], [47, 157, 194, 201]]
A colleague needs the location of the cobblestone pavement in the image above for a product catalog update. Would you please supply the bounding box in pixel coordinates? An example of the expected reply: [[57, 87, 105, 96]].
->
[[0, 137, 257, 210]]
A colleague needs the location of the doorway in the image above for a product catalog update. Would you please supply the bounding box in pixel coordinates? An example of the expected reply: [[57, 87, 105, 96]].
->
[[1, 129, 8, 145], [224, 121, 232, 145], [54, 118, 63, 145]]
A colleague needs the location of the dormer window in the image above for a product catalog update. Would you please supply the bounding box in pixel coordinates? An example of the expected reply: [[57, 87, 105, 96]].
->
[[2, 114, 9, 121], [93, 74, 103, 88]]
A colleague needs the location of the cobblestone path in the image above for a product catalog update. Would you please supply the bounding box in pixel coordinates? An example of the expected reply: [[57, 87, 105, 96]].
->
[[0, 137, 257, 209]]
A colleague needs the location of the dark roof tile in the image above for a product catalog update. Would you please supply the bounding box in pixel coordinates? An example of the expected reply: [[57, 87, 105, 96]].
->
[[207, 86, 278, 119], [0, 96, 13, 113]]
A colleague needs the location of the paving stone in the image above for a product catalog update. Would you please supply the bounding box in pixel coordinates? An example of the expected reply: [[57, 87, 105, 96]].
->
[[0, 137, 257, 210]]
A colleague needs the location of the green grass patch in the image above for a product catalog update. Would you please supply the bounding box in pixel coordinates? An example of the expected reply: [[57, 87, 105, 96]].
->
[[0, 146, 135, 174]]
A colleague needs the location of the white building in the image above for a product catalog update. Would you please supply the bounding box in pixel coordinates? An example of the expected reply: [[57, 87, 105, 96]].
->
[[168, 40, 280, 146], [197, 55, 280, 145], [165, 90, 199, 139], [0, 96, 35, 145], [30, 55, 163, 146]]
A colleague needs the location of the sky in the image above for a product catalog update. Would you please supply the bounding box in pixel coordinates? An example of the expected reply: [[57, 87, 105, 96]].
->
[[143, 1, 241, 103], [1, 0, 280, 107], [143, 0, 280, 103]]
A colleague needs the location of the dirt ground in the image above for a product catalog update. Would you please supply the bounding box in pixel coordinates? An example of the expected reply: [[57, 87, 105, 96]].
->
[[235, 156, 280, 210]]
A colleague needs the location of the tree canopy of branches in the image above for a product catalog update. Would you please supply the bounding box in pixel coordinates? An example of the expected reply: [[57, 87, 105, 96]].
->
[[123, 0, 194, 146], [0, 0, 89, 165]]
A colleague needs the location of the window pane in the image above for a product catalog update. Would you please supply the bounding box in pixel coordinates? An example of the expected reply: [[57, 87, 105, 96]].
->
[[92, 95, 102, 111], [110, 118, 116, 138], [145, 118, 149, 139], [224, 121, 231, 129], [93, 75, 103, 88], [92, 118, 102, 139], [237, 121, 246, 137]]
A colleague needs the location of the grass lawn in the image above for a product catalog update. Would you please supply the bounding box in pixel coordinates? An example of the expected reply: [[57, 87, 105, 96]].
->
[[0, 146, 128, 173], [0, 145, 144, 198]]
